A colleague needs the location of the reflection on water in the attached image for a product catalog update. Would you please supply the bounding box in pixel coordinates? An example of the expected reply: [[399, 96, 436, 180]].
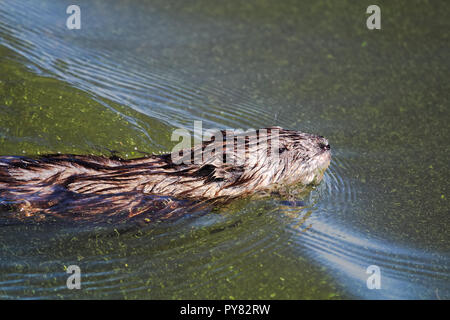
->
[[295, 219, 449, 299], [0, 0, 449, 299]]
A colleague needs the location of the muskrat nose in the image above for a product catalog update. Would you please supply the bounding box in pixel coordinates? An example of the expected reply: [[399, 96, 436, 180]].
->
[[319, 143, 331, 150]]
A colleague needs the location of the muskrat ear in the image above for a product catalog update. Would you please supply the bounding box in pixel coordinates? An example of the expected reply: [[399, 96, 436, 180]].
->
[[195, 163, 244, 184], [195, 164, 217, 178]]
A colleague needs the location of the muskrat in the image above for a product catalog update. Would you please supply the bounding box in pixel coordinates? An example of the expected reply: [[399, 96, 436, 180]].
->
[[0, 127, 331, 221]]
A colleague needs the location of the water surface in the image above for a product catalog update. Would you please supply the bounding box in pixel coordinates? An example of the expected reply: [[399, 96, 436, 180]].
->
[[0, 0, 449, 299]]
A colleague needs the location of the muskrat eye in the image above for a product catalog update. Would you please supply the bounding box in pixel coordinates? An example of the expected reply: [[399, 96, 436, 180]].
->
[[279, 147, 287, 154]]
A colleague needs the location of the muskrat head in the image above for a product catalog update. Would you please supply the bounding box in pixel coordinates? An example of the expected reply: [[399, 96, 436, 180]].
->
[[174, 126, 331, 198], [274, 127, 331, 186]]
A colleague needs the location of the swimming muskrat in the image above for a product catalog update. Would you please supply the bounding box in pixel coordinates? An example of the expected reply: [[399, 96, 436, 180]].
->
[[0, 127, 331, 221]]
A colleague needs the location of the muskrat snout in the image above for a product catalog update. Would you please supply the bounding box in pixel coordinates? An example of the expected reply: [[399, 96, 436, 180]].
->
[[317, 135, 330, 151]]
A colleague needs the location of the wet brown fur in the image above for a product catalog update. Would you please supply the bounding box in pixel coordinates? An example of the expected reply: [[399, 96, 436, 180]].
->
[[0, 127, 331, 221]]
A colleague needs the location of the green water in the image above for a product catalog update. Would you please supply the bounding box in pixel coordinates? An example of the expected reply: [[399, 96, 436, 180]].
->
[[0, 0, 448, 299]]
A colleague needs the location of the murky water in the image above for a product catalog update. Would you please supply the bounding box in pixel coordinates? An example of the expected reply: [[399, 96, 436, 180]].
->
[[0, 0, 448, 299]]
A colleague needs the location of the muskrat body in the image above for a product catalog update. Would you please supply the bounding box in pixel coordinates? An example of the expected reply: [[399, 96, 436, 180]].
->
[[0, 127, 331, 221]]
